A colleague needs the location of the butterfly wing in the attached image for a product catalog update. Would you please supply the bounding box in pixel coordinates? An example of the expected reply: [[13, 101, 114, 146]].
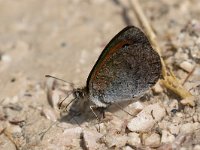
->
[[87, 26, 161, 107]]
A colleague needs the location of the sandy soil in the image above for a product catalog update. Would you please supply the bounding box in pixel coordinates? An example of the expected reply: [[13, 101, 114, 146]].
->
[[0, 0, 200, 149]]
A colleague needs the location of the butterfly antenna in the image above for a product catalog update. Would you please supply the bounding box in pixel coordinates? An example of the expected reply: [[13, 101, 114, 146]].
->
[[45, 75, 74, 87], [39, 121, 58, 140], [114, 103, 134, 117]]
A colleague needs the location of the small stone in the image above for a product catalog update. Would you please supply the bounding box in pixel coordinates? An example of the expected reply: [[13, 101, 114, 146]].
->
[[180, 96, 196, 107], [127, 103, 166, 132], [194, 145, 200, 150], [46, 127, 83, 149], [176, 112, 184, 118], [152, 82, 163, 94], [102, 135, 128, 148], [157, 143, 172, 150], [158, 120, 170, 129], [180, 122, 200, 134], [82, 130, 103, 150], [63, 127, 82, 138], [10, 125, 22, 133], [41, 107, 58, 122], [105, 113, 125, 134], [168, 100, 179, 114], [179, 61, 195, 72], [94, 123, 107, 134], [1, 54, 12, 63], [127, 132, 141, 146], [144, 133, 160, 147], [161, 130, 175, 143], [168, 124, 179, 135], [128, 101, 145, 115], [123, 146, 134, 150]]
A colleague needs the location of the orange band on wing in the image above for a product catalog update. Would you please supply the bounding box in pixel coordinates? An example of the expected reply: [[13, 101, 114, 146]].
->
[[90, 40, 130, 82]]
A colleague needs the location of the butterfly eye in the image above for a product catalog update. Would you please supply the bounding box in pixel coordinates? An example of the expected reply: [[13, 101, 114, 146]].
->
[[122, 43, 130, 48], [74, 90, 83, 99]]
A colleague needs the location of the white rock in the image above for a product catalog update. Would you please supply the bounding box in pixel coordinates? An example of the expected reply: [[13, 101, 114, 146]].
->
[[103, 135, 128, 148], [180, 122, 200, 134], [46, 127, 83, 149], [161, 130, 175, 143], [1, 54, 12, 63], [105, 114, 125, 134], [128, 101, 145, 116], [144, 133, 160, 147], [193, 115, 198, 122], [179, 61, 194, 72], [168, 100, 179, 114], [152, 82, 163, 94], [176, 112, 184, 118], [158, 120, 170, 129], [127, 132, 141, 146], [83, 130, 103, 150], [194, 145, 200, 150], [180, 96, 196, 107], [128, 101, 145, 111], [94, 123, 107, 134], [63, 127, 82, 138], [123, 146, 134, 150], [127, 103, 166, 132], [41, 107, 58, 122], [168, 124, 179, 135], [10, 125, 22, 133]]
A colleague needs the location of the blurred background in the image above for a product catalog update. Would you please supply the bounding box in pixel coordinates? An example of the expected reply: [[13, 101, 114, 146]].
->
[[0, 0, 200, 149]]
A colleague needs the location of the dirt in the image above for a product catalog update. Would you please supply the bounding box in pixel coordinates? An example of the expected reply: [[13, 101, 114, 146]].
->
[[0, 0, 200, 149]]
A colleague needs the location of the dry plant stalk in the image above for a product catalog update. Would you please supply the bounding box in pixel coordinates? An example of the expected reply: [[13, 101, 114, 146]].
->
[[129, 0, 195, 106]]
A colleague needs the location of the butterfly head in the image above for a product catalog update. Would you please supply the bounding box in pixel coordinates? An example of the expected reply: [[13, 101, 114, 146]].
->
[[58, 87, 90, 116]]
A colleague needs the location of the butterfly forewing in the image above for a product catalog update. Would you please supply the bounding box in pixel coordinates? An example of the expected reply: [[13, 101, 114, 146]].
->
[[87, 26, 162, 107]]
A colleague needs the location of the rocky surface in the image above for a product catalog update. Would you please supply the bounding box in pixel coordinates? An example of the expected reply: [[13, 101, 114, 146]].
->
[[0, 0, 200, 149]]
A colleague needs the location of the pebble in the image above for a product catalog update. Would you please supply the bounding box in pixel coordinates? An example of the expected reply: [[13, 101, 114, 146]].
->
[[128, 101, 145, 115], [82, 130, 103, 150], [152, 82, 163, 94], [105, 114, 125, 134], [161, 130, 175, 143], [45, 127, 83, 149], [41, 107, 58, 122], [194, 145, 200, 150], [143, 133, 161, 147], [63, 127, 82, 138], [179, 61, 195, 72], [168, 124, 179, 135], [168, 100, 179, 114], [10, 124, 22, 133], [180, 122, 200, 134], [123, 146, 134, 150], [193, 114, 198, 122], [127, 132, 141, 146], [127, 103, 166, 132], [180, 96, 196, 107], [102, 134, 128, 148], [3, 96, 19, 105], [1, 54, 12, 63]]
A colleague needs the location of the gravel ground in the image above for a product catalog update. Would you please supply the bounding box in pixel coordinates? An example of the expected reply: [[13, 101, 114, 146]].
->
[[0, 0, 200, 149]]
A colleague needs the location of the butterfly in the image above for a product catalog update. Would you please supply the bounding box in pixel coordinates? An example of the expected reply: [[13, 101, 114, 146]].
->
[[48, 26, 162, 115]]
